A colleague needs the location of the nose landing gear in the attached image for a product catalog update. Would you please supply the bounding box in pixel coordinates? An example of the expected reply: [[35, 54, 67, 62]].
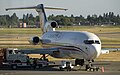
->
[[85, 60, 99, 71], [75, 59, 99, 71]]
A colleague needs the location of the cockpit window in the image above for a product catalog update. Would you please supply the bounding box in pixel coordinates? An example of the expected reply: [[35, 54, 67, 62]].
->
[[84, 40, 94, 44], [95, 40, 100, 44], [84, 40, 100, 44]]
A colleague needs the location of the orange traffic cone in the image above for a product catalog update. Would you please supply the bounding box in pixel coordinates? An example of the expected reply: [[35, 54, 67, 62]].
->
[[101, 66, 105, 72]]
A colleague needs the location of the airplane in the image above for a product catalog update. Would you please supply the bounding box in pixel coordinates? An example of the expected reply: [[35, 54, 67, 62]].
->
[[6, 4, 101, 70]]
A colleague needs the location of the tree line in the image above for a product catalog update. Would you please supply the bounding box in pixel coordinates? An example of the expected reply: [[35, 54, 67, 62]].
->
[[0, 12, 120, 28], [48, 12, 120, 26], [0, 13, 19, 27]]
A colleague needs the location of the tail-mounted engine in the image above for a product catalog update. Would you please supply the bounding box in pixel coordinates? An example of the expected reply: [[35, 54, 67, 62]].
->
[[44, 21, 58, 32]]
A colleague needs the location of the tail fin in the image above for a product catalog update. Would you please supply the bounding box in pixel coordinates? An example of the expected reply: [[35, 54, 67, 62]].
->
[[6, 4, 67, 33]]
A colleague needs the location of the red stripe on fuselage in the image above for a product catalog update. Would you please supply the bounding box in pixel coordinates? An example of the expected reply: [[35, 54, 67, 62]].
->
[[59, 47, 80, 52]]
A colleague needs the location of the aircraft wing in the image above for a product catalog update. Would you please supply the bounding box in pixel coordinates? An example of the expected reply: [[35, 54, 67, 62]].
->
[[18, 47, 59, 55]]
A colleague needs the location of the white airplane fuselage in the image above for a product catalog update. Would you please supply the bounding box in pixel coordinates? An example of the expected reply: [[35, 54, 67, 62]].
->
[[41, 31, 101, 60]]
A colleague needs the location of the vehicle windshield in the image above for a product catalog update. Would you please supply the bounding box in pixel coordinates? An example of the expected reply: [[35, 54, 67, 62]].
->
[[84, 40, 100, 44]]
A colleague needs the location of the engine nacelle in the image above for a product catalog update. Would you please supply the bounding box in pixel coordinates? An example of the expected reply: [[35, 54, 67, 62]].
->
[[29, 36, 41, 45], [51, 21, 57, 28], [29, 36, 51, 45], [44, 21, 58, 32]]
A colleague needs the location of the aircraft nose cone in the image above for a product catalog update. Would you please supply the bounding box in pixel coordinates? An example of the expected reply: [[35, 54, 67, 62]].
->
[[93, 44, 101, 58], [89, 44, 101, 59]]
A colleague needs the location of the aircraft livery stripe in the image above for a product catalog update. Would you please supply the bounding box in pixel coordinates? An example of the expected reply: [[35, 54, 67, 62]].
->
[[59, 46, 88, 55]]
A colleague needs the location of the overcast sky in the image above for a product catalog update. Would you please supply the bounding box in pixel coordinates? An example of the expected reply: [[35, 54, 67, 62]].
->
[[0, 0, 120, 18]]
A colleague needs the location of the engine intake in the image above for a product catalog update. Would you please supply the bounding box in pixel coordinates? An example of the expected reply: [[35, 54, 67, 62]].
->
[[51, 22, 57, 28], [44, 21, 58, 32], [29, 36, 40, 45]]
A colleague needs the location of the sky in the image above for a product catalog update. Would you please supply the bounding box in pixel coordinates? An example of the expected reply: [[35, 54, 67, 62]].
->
[[0, 0, 120, 18]]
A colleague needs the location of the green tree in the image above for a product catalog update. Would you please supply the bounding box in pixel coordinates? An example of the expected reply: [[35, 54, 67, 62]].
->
[[23, 14, 26, 23], [28, 13, 35, 25], [26, 13, 29, 25], [11, 13, 19, 27]]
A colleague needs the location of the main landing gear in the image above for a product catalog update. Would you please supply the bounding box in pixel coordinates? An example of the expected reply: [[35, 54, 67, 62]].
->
[[75, 59, 85, 70], [41, 54, 49, 61], [75, 59, 84, 66]]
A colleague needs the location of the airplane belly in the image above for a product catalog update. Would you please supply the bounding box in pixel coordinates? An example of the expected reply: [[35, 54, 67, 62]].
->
[[51, 49, 84, 59]]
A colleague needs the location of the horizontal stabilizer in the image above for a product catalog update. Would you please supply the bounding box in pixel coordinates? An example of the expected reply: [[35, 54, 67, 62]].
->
[[6, 4, 68, 11], [6, 6, 37, 11], [45, 7, 68, 11]]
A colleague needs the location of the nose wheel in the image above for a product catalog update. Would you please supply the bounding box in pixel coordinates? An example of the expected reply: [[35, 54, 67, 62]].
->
[[85, 60, 99, 71]]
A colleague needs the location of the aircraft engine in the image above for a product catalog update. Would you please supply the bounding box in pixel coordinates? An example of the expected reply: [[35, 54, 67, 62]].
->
[[50, 21, 57, 28], [44, 21, 58, 32], [29, 36, 41, 45]]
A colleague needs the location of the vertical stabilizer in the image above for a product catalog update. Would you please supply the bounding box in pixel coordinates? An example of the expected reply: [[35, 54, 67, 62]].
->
[[35, 4, 47, 33], [6, 4, 67, 33]]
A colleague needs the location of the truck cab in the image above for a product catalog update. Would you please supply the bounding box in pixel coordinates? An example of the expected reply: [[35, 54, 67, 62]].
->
[[6, 48, 27, 63]]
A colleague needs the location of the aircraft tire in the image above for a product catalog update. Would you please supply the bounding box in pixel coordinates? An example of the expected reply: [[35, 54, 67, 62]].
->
[[11, 64, 17, 70], [75, 59, 84, 66]]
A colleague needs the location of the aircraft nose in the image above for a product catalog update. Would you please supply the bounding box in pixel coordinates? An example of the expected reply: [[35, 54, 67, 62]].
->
[[90, 44, 101, 59], [94, 44, 101, 58]]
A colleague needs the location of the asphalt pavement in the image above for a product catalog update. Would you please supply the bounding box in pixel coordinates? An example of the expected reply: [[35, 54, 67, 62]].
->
[[0, 61, 120, 75]]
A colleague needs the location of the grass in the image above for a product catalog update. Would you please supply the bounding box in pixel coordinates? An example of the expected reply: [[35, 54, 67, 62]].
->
[[0, 28, 41, 34], [57, 26, 120, 33], [95, 51, 120, 61], [0, 26, 120, 49]]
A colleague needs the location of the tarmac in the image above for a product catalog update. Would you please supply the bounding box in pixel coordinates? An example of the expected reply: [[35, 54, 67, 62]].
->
[[0, 61, 120, 75]]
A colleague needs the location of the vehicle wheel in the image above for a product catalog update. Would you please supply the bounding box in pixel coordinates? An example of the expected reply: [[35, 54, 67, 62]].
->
[[39, 64, 43, 67], [34, 65, 41, 69], [96, 67, 99, 71], [59, 67, 62, 70], [35, 64, 43, 69], [66, 67, 71, 71], [69, 68, 72, 71], [11, 65, 17, 70], [93, 68, 95, 71], [85, 65, 89, 71]]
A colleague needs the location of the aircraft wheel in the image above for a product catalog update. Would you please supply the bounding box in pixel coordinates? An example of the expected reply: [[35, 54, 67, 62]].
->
[[85, 65, 89, 71], [75, 59, 84, 66], [11, 64, 17, 70]]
